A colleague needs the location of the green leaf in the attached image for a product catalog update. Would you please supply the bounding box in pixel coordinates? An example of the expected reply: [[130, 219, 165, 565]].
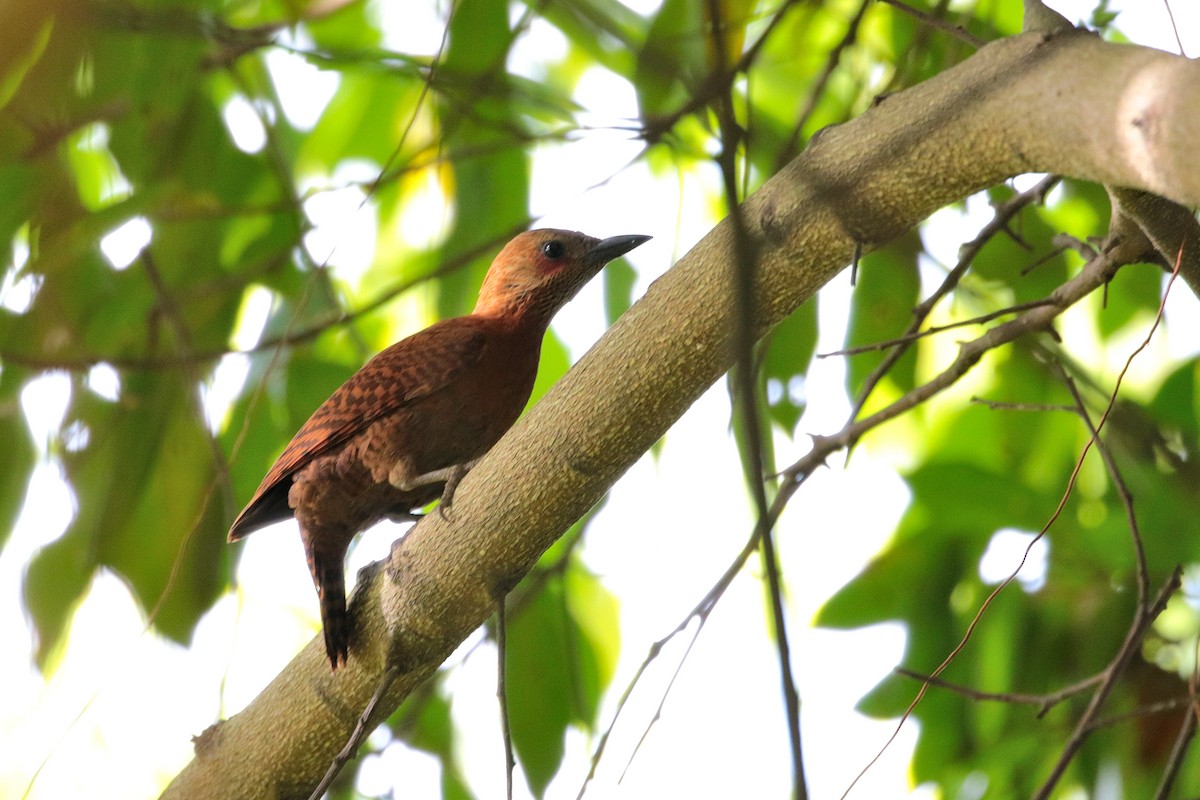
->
[[23, 525, 92, 670], [301, 72, 422, 170], [562, 564, 620, 724], [1148, 357, 1200, 446], [29, 370, 231, 661], [537, 0, 644, 78], [0, 10, 53, 112], [305, 0, 383, 50], [762, 296, 817, 433], [969, 187, 1070, 304], [729, 361, 775, 490], [445, 0, 512, 75], [635, 0, 705, 124], [0, 163, 38, 246], [844, 231, 921, 400], [433, 0, 531, 322], [0, 364, 35, 551], [507, 564, 618, 797], [1095, 260, 1162, 340], [506, 582, 573, 797], [389, 683, 476, 800]]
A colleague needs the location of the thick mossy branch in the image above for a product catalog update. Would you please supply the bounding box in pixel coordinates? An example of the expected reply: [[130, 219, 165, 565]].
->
[[163, 31, 1200, 800]]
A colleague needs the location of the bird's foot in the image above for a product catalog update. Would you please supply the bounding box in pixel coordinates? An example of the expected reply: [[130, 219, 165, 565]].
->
[[436, 460, 478, 520], [391, 459, 479, 520], [391, 460, 472, 493]]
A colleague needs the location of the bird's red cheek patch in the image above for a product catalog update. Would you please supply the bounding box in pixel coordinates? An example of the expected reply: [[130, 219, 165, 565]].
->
[[536, 260, 570, 277]]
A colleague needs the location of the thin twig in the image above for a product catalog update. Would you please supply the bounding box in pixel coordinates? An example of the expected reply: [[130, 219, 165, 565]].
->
[[616, 624, 704, 784], [893, 667, 1104, 714], [824, 297, 1055, 358], [1159, 633, 1200, 798], [497, 596, 515, 800], [776, 0, 872, 172], [309, 666, 401, 800], [1086, 693, 1200, 731], [969, 396, 1075, 413], [847, 175, 1059, 420], [579, 427, 838, 798], [1152, 707, 1197, 800], [1020, 242, 1069, 276], [1160, 0, 1186, 56], [362, 0, 455, 204], [1031, 238, 1188, 799], [707, 0, 805, 793], [1032, 571, 1182, 800], [640, 0, 805, 143], [577, 531, 763, 798], [876, 0, 985, 46], [1053, 363, 1150, 609], [842, 512, 1055, 797], [833, 233, 1150, 798], [791, 236, 1126, 495]]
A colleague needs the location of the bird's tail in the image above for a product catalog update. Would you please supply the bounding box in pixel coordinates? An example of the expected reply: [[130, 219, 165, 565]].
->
[[304, 532, 350, 670]]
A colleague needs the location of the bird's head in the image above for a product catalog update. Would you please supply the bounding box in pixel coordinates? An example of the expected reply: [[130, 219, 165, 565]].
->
[[474, 229, 650, 326]]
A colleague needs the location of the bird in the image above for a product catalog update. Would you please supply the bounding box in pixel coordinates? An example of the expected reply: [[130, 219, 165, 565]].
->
[[228, 229, 651, 669]]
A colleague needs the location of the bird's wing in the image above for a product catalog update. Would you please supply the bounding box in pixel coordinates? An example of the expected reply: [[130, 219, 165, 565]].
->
[[228, 320, 490, 539]]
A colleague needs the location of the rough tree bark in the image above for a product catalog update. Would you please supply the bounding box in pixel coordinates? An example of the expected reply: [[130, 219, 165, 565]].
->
[[163, 29, 1200, 799]]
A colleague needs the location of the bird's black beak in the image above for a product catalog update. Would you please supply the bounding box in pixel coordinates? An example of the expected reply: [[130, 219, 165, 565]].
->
[[587, 234, 652, 266]]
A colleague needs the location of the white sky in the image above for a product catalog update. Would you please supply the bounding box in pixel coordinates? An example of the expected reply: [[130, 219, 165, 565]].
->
[[1, 2, 1198, 799]]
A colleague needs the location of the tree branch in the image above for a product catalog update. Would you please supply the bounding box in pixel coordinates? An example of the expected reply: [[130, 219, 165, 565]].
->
[[162, 31, 1200, 799]]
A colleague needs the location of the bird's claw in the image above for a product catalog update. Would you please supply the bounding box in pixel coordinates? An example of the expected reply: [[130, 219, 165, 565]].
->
[[435, 461, 472, 521]]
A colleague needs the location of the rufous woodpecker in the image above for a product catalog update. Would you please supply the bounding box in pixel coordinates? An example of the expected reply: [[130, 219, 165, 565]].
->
[[228, 229, 650, 669]]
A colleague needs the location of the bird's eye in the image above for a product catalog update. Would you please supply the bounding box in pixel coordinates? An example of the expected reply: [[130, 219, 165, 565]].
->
[[541, 240, 565, 260]]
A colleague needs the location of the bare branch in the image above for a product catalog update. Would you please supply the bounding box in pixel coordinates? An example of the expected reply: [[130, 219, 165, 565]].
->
[[877, 0, 986, 47], [846, 175, 1060, 419], [1033, 570, 1182, 799], [707, 0, 805, 792], [894, 667, 1104, 714]]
